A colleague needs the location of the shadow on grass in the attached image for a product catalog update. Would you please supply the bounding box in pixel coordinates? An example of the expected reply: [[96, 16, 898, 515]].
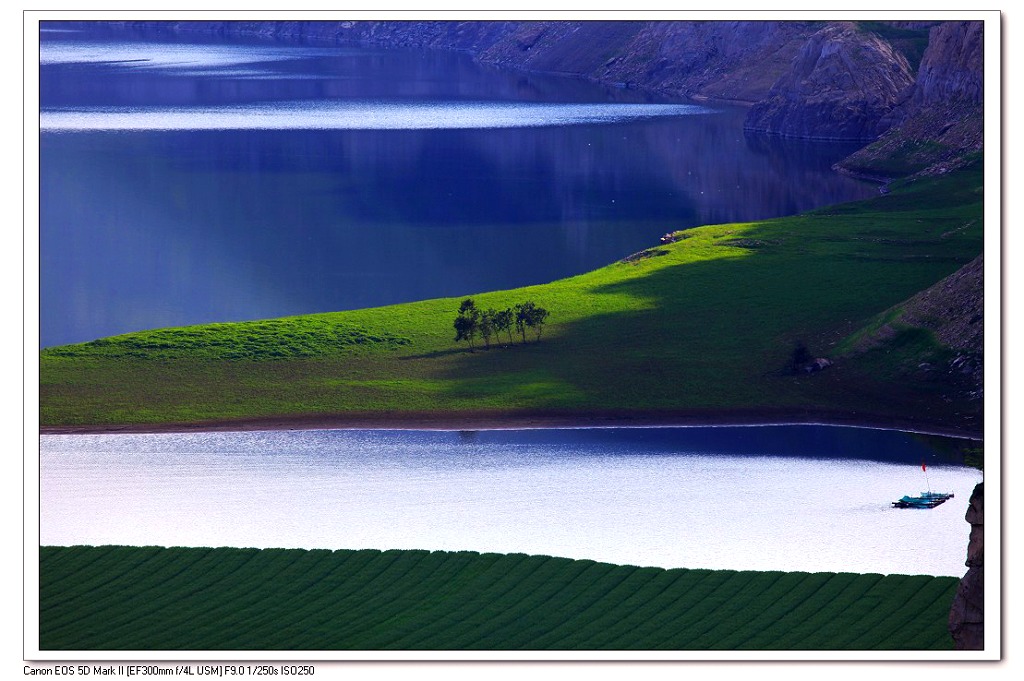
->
[[400, 347, 471, 360], [401, 342, 531, 360], [424, 169, 984, 416]]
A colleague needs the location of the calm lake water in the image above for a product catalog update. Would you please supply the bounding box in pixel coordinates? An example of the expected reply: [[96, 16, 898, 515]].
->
[[39, 426, 981, 577], [39, 26, 874, 348]]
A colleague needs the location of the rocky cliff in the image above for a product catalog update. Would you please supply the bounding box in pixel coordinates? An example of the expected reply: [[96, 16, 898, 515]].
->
[[837, 21, 984, 178], [912, 20, 984, 107], [743, 23, 915, 141], [474, 21, 818, 104], [949, 482, 984, 650]]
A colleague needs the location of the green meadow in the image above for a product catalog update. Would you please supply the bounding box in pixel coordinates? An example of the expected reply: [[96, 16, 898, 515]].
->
[[39, 545, 958, 650], [40, 162, 983, 432]]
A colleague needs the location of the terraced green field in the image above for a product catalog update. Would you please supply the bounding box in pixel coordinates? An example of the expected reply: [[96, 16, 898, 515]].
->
[[39, 546, 958, 650]]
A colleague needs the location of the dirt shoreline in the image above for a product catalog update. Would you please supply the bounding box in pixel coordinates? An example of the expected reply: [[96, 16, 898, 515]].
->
[[39, 409, 983, 440]]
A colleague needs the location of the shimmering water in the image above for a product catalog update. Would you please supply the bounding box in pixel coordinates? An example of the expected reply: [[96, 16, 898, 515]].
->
[[39, 27, 874, 348], [39, 426, 981, 576], [41, 100, 709, 131]]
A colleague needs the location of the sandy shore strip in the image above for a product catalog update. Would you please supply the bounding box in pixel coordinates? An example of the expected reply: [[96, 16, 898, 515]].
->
[[39, 408, 983, 440]]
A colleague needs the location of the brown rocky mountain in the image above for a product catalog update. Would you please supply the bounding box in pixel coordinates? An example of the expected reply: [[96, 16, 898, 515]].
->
[[744, 22, 915, 141], [837, 20, 984, 178]]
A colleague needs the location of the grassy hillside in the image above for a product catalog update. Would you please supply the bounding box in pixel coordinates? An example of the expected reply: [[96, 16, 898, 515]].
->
[[40, 162, 984, 432], [39, 545, 958, 651]]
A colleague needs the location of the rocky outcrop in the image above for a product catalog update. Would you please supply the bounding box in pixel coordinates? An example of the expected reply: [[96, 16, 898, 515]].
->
[[743, 23, 915, 141], [844, 254, 983, 401], [949, 482, 984, 649], [478, 21, 818, 103], [912, 21, 984, 108], [887, 254, 983, 358], [837, 21, 983, 178]]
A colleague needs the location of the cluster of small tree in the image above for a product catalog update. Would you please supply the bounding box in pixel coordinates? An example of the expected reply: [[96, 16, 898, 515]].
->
[[454, 298, 549, 351]]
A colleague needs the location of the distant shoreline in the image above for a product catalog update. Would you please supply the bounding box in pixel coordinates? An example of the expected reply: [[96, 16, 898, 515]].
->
[[39, 409, 983, 440]]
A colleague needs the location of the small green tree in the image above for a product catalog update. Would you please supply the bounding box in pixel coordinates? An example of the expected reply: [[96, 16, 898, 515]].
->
[[479, 308, 498, 349], [454, 298, 480, 351], [527, 305, 549, 342], [514, 302, 532, 344], [493, 308, 514, 346], [514, 301, 550, 343]]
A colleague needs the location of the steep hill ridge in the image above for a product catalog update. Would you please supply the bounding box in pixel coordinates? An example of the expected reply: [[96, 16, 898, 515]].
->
[[840, 253, 983, 405]]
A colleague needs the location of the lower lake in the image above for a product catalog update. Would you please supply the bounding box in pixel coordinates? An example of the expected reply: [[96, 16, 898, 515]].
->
[[39, 425, 981, 577]]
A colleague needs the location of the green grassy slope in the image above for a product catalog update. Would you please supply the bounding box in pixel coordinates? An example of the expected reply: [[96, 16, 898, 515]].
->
[[40, 163, 983, 431], [39, 545, 958, 651]]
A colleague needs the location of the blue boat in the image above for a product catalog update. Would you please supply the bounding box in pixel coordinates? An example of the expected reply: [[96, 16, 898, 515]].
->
[[892, 461, 953, 508], [892, 491, 954, 509], [918, 491, 955, 500]]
